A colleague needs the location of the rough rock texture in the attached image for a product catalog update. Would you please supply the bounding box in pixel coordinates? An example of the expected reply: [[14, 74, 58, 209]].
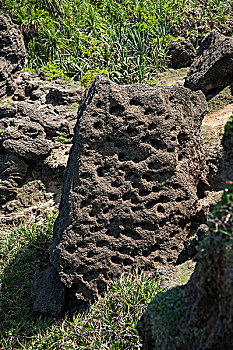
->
[[0, 11, 26, 97], [0, 72, 84, 211], [31, 266, 65, 316], [185, 31, 233, 93], [167, 39, 196, 68], [31, 75, 209, 314], [138, 185, 233, 350]]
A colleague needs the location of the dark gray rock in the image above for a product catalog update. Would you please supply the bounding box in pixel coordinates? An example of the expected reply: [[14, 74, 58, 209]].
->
[[185, 31, 233, 93], [31, 266, 65, 316], [0, 153, 28, 206], [1, 118, 52, 160], [0, 11, 26, 97], [40, 75, 209, 314], [138, 187, 233, 350], [167, 39, 196, 68]]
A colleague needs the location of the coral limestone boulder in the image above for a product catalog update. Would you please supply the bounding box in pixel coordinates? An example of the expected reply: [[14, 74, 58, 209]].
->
[[32, 75, 208, 314]]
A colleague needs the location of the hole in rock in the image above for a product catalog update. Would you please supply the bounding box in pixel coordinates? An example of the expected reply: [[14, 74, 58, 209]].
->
[[97, 167, 104, 177], [172, 183, 181, 189], [109, 194, 118, 201], [176, 197, 183, 202], [96, 240, 108, 247], [167, 148, 174, 153], [123, 258, 133, 266], [157, 205, 165, 213], [93, 121, 102, 129], [178, 154, 183, 161], [125, 172, 139, 181], [139, 189, 150, 196], [122, 192, 131, 201], [90, 226, 102, 233], [165, 115, 170, 120], [109, 104, 125, 116], [106, 136, 113, 142], [152, 185, 159, 192], [142, 135, 149, 143], [126, 126, 137, 136], [96, 100, 103, 108], [137, 121, 144, 126], [146, 199, 158, 209], [145, 107, 154, 115], [111, 256, 122, 264], [170, 126, 176, 131], [87, 251, 95, 258], [111, 181, 121, 188], [151, 139, 166, 150], [148, 122, 157, 130], [103, 207, 109, 214], [171, 137, 176, 142], [119, 247, 130, 255], [118, 152, 125, 161], [130, 98, 143, 106], [177, 131, 188, 143], [66, 245, 76, 254], [63, 266, 73, 274], [121, 229, 141, 240]]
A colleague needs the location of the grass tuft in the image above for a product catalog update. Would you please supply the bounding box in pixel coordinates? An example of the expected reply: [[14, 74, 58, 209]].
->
[[0, 213, 162, 349]]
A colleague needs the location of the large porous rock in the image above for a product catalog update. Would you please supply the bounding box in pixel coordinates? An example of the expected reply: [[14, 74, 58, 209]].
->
[[0, 11, 26, 97], [138, 185, 233, 350], [33, 75, 209, 314], [184, 31, 233, 93], [167, 39, 196, 68]]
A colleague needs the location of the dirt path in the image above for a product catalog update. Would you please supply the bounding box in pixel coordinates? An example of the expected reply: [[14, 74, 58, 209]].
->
[[203, 103, 233, 136]]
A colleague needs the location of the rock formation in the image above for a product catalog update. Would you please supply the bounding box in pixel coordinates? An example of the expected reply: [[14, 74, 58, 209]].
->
[[0, 72, 84, 217], [0, 11, 26, 97], [138, 182, 233, 350], [167, 39, 196, 68], [185, 31, 233, 93], [31, 75, 209, 315]]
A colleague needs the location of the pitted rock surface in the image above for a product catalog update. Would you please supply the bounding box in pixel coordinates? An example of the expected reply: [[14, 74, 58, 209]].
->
[[185, 31, 233, 93], [0, 11, 26, 97], [45, 75, 208, 313], [167, 39, 196, 68]]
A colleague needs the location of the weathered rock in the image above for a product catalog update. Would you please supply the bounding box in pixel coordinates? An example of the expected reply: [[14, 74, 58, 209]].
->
[[0, 11, 26, 97], [0, 71, 84, 211], [138, 186, 233, 350], [0, 153, 28, 206], [31, 266, 65, 316], [167, 39, 196, 68], [1, 118, 52, 160], [185, 31, 233, 93], [32, 75, 209, 314]]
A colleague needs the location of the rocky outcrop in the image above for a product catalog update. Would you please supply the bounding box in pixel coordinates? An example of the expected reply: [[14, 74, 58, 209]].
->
[[0, 72, 84, 211], [138, 184, 233, 350], [167, 39, 196, 68], [0, 11, 26, 97], [31, 75, 209, 315], [185, 31, 233, 93]]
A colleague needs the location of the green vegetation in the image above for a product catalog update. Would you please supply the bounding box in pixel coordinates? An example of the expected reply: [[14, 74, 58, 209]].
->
[[54, 131, 73, 144], [2, 0, 232, 84], [207, 84, 233, 113], [0, 212, 162, 349]]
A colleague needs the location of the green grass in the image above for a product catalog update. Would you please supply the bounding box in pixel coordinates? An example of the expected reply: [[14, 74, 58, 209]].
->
[[0, 212, 162, 349], [2, 0, 232, 84]]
